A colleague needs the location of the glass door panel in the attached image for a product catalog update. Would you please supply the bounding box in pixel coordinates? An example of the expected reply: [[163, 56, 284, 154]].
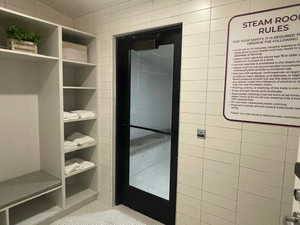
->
[[129, 44, 174, 200], [129, 127, 171, 200], [130, 44, 174, 132]]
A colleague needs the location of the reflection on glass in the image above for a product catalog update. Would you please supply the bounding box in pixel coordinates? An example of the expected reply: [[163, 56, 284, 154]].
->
[[130, 44, 174, 131], [129, 44, 174, 200], [129, 127, 171, 200]]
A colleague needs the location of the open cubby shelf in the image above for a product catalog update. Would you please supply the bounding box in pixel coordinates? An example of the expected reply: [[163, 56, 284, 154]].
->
[[0, 210, 8, 225], [62, 26, 96, 44], [0, 6, 98, 225], [0, 7, 59, 57], [63, 58, 96, 88], [63, 89, 97, 112], [9, 191, 62, 225], [64, 124, 97, 154], [66, 182, 97, 208], [0, 171, 61, 210]]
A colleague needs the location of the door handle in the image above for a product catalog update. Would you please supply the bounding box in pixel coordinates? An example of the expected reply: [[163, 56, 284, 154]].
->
[[286, 212, 300, 224]]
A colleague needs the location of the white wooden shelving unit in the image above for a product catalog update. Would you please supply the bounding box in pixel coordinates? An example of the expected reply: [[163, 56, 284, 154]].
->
[[0, 6, 98, 225], [62, 25, 98, 210]]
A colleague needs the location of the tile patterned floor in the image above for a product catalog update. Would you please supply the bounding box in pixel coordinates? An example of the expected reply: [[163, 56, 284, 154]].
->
[[52, 201, 163, 225]]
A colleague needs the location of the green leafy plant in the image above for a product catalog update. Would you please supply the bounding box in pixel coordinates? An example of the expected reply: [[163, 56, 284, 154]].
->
[[7, 25, 41, 44]]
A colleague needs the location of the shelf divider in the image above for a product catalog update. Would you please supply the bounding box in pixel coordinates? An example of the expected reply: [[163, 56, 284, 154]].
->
[[63, 59, 96, 67], [64, 142, 97, 154], [63, 86, 96, 90], [64, 116, 97, 123]]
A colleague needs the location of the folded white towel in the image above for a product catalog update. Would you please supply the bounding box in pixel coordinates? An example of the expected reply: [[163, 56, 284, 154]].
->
[[64, 141, 77, 146], [71, 110, 96, 119], [65, 162, 80, 175], [66, 132, 95, 146], [64, 111, 79, 121], [80, 160, 95, 169], [65, 158, 95, 176], [64, 141, 77, 152]]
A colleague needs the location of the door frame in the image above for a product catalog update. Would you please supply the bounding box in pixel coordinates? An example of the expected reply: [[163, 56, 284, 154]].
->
[[115, 24, 182, 225]]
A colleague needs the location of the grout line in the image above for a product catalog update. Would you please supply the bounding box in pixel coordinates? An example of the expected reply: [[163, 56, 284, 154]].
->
[[234, 122, 243, 225], [278, 128, 291, 223], [201, 209, 236, 224], [199, 0, 213, 223], [237, 188, 283, 203], [202, 199, 236, 212]]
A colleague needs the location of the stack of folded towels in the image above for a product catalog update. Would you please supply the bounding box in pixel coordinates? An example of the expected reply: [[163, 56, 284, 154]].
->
[[64, 110, 96, 121], [64, 132, 95, 152], [65, 158, 95, 176], [64, 111, 79, 121]]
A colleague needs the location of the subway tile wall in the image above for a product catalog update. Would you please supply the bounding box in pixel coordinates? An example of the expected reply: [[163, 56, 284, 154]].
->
[[73, 0, 300, 225], [0, 0, 73, 27]]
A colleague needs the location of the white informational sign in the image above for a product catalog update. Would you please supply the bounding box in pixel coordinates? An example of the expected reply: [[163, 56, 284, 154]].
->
[[224, 4, 300, 127]]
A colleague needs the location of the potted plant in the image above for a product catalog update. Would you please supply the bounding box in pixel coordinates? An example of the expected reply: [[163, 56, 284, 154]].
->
[[6, 25, 41, 54]]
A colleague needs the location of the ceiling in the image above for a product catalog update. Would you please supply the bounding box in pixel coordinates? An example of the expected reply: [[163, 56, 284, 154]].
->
[[38, 0, 126, 18]]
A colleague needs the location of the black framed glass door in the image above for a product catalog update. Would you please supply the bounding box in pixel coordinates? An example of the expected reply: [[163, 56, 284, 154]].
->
[[116, 24, 182, 225]]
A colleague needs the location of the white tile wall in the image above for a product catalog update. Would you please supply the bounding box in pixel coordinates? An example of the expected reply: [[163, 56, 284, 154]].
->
[[1, 0, 73, 27], [73, 0, 300, 224]]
